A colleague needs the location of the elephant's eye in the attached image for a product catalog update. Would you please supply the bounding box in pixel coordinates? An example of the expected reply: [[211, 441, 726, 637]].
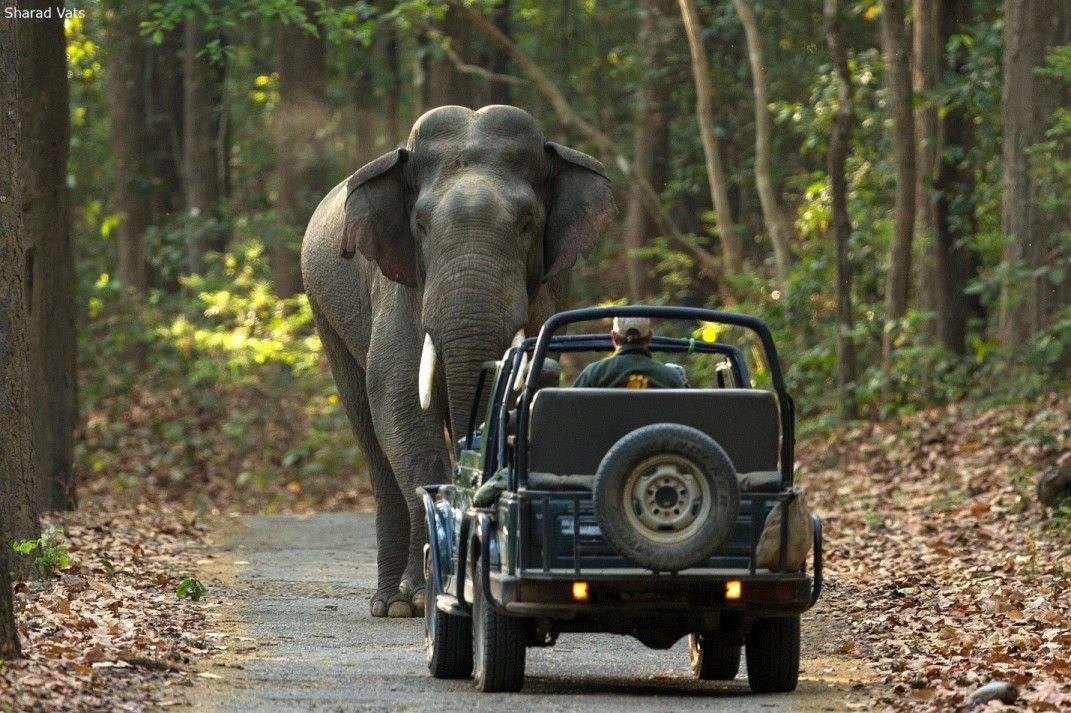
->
[[415, 219, 428, 236], [519, 215, 535, 235]]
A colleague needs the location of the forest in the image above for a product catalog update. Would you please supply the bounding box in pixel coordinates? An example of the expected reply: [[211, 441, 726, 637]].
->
[[1, 0, 1070, 710]]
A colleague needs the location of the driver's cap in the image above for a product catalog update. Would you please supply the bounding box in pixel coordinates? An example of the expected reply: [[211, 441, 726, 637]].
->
[[612, 316, 652, 342]]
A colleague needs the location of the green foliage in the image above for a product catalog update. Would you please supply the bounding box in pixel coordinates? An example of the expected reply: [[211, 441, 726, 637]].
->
[[12, 529, 74, 578], [176, 577, 208, 601], [77, 234, 361, 507]]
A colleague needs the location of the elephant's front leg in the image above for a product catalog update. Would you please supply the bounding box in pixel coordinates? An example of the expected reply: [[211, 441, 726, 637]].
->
[[366, 335, 451, 618]]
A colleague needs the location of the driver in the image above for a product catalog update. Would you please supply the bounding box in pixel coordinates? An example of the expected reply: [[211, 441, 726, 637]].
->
[[573, 317, 685, 389]]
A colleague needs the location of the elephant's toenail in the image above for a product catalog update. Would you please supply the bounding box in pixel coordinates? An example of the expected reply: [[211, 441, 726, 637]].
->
[[387, 601, 413, 618]]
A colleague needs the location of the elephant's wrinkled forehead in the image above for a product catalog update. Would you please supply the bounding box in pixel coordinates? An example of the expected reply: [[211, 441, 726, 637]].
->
[[407, 105, 545, 163]]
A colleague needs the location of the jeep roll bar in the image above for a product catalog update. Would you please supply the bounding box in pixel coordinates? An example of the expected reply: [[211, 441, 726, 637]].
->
[[511, 305, 796, 490]]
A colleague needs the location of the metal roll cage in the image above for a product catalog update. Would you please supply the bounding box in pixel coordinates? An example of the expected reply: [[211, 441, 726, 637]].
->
[[497, 305, 795, 491]]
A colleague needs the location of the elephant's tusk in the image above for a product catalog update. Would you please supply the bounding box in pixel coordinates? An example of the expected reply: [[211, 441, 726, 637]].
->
[[418, 333, 437, 411], [511, 329, 527, 392]]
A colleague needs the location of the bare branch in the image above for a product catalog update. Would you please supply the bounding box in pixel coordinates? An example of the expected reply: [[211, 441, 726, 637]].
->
[[426, 30, 527, 87]]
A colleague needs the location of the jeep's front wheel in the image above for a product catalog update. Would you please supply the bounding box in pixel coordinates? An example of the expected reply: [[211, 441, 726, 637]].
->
[[745, 615, 800, 693], [689, 631, 741, 680], [471, 558, 526, 692], [424, 554, 473, 679]]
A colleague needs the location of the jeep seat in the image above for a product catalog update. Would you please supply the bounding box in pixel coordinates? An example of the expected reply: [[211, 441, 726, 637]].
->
[[526, 388, 781, 491]]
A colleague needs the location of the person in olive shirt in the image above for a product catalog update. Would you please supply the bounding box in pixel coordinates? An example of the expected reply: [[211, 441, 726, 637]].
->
[[573, 317, 685, 389]]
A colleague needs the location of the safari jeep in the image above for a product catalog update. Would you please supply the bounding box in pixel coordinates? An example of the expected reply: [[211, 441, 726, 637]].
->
[[418, 305, 822, 693]]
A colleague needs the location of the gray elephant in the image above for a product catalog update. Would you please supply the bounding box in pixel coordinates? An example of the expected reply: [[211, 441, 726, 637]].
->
[[300, 105, 617, 617]]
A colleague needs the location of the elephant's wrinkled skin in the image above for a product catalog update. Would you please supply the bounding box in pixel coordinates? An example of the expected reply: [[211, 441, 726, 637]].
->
[[300, 106, 617, 617]]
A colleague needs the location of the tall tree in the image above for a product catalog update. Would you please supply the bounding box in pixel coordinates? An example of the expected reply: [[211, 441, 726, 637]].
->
[[923, 0, 981, 354], [147, 27, 184, 232], [825, 0, 858, 420], [480, 0, 513, 107], [0, 2, 24, 659], [999, 0, 1071, 346], [183, 13, 228, 272], [879, 0, 917, 371], [273, 2, 331, 297], [1, 0, 40, 600], [678, 0, 742, 276], [381, 26, 402, 147], [913, 0, 940, 334], [19, 0, 78, 511], [422, 7, 478, 108], [731, 0, 794, 284], [621, 0, 676, 301], [107, 2, 155, 291]]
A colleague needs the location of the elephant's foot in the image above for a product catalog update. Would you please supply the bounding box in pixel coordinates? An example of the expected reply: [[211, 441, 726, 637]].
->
[[371, 591, 419, 618], [399, 579, 425, 617]]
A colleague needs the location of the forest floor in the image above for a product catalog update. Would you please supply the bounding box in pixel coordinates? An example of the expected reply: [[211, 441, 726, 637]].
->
[[1, 393, 1069, 711]]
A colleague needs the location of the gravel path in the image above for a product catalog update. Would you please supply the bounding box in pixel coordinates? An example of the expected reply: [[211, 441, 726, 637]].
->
[[189, 512, 866, 712]]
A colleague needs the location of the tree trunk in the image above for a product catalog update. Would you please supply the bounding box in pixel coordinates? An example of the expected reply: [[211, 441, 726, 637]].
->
[[183, 13, 228, 272], [825, 0, 858, 420], [480, 0, 512, 106], [622, 0, 676, 301], [879, 0, 917, 371], [353, 59, 379, 166], [381, 26, 401, 146], [107, 1, 155, 291], [422, 7, 477, 108], [273, 2, 331, 297], [18, 0, 78, 512], [0, 5, 23, 658], [913, 0, 940, 338], [732, 0, 793, 284], [678, 0, 741, 275], [1, 0, 41, 591], [933, 0, 981, 354], [147, 26, 184, 229], [999, 0, 1071, 347]]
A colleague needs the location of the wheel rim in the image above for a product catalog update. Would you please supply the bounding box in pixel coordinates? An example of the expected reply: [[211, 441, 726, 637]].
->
[[623, 455, 713, 544]]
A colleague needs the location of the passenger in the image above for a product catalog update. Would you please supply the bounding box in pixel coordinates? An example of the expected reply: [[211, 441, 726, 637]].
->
[[573, 317, 685, 389]]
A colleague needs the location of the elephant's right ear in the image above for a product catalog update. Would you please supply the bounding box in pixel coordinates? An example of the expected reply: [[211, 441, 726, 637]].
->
[[341, 148, 416, 287]]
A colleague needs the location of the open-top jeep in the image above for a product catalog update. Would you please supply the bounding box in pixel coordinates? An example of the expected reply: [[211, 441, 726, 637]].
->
[[419, 305, 822, 693]]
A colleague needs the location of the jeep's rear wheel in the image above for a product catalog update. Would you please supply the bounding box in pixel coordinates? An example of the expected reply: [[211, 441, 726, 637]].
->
[[472, 558, 526, 692], [745, 615, 800, 693], [424, 555, 473, 679], [689, 631, 741, 680], [593, 424, 740, 571]]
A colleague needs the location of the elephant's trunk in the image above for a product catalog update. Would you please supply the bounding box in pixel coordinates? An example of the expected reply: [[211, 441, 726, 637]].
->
[[421, 229, 530, 443], [429, 314, 523, 445]]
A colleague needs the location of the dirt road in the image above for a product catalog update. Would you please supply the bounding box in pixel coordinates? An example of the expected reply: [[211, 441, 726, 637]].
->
[[189, 513, 868, 712]]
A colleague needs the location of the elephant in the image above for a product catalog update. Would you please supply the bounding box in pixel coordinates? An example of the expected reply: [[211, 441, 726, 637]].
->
[[300, 105, 618, 617]]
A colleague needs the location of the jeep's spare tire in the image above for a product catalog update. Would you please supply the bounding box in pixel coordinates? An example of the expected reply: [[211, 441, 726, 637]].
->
[[592, 424, 740, 571]]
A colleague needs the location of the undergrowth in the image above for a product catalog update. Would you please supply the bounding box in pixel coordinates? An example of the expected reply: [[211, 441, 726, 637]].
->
[[77, 241, 366, 513]]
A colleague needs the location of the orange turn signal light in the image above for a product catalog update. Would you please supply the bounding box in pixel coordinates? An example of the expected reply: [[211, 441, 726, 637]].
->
[[572, 581, 589, 601], [725, 580, 742, 600]]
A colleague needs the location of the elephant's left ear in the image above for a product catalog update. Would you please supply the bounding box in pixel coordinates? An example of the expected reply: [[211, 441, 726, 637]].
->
[[342, 148, 417, 287], [543, 142, 618, 280]]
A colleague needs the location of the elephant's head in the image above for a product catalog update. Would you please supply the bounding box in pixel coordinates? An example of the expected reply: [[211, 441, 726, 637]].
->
[[341, 105, 617, 438]]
